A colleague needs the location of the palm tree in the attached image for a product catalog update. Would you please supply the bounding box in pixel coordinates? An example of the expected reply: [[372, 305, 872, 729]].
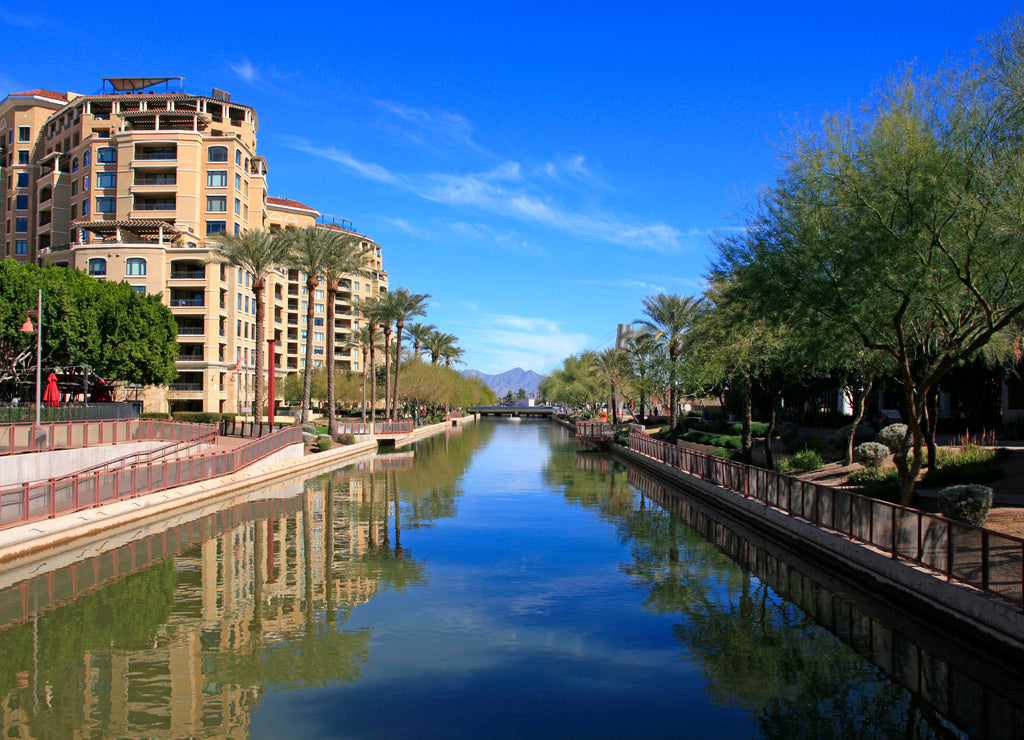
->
[[595, 347, 630, 423], [423, 330, 459, 365], [283, 226, 334, 425], [440, 344, 464, 368], [321, 233, 372, 433], [210, 229, 291, 421], [387, 288, 431, 420], [623, 327, 660, 425], [353, 323, 383, 421], [360, 296, 391, 425], [406, 322, 436, 361], [635, 293, 703, 428]]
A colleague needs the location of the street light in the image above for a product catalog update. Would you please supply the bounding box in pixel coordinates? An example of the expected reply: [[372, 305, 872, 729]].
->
[[19, 289, 42, 425]]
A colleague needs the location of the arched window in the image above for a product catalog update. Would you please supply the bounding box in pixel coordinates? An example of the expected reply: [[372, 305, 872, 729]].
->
[[88, 257, 107, 276], [71, 156, 79, 172], [126, 257, 146, 276], [208, 146, 228, 162]]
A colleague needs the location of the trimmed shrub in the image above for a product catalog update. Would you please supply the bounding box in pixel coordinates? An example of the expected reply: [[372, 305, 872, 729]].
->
[[612, 426, 631, 445], [708, 448, 738, 460], [938, 484, 993, 526], [141, 412, 172, 419], [834, 424, 876, 448], [848, 467, 901, 502], [316, 434, 333, 452], [781, 431, 825, 454], [302, 432, 315, 446], [878, 423, 908, 453], [775, 449, 824, 475], [301, 422, 317, 436], [339, 433, 356, 445], [854, 442, 890, 469]]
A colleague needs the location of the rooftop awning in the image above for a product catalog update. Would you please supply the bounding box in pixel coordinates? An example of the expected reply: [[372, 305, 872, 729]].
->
[[102, 77, 185, 94], [72, 219, 182, 236]]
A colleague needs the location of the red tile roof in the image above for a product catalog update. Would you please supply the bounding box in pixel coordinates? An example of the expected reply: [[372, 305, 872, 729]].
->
[[267, 196, 317, 213], [9, 89, 68, 102]]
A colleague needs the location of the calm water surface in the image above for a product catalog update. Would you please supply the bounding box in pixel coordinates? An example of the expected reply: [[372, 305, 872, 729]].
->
[[0, 419, 1021, 739]]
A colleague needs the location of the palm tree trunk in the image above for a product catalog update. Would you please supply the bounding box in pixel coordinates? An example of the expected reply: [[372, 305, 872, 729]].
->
[[300, 279, 317, 425], [369, 324, 377, 425], [326, 285, 337, 435], [392, 324, 404, 421], [361, 346, 368, 422], [253, 282, 266, 423], [383, 329, 393, 419]]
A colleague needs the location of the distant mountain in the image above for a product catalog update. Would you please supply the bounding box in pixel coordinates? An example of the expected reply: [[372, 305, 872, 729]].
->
[[463, 367, 545, 398]]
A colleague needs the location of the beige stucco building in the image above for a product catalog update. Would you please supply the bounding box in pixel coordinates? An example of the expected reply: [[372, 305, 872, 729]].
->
[[0, 78, 388, 414]]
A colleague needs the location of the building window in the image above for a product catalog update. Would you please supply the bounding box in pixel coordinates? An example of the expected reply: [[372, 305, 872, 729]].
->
[[71, 180, 78, 196], [207, 171, 227, 187], [18, 151, 28, 164], [82, 199, 89, 216], [72, 157, 79, 172], [314, 289, 325, 300], [314, 317, 324, 327], [16, 173, 28, 188], [88, 258, 107, 276], [315, 303, 324, 314], [301, 330, 308, 340], [97, 147, 116, 163], [15, 239, 27, 255], [83, 175, 90, 191], [70, 204, 77, 220], [234, 198, 240, 215], [235, 150, 241, 165], [97, 172, 116, 189], [235, 173, 241, 190], [206, 195, 226, 212], [15, 195, 28, 210], [83, 150, 90, 167], [126, 257, 146, 276], [132, 285, 145, 294], [206, 221, 226, 235], [244, 295, 250, 312], [18, 126, 30, 142], [96, 197, 115, 213], [314, 331, 324, 342], [237, 294, 242, 310], [15, 218, 27, 233], [208, 146, 228, 162]]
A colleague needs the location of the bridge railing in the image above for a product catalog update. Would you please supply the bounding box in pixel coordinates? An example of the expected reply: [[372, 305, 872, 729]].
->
[[0, 419, 216, 456], [626, 431, 1024, 610], [334, 420, 415, 436], [0, 425, 302, 532]]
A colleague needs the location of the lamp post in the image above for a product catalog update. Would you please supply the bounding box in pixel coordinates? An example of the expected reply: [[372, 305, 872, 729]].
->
[[19, 289, 42, 425]]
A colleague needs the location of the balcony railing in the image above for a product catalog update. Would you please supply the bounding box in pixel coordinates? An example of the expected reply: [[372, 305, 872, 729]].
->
[[168, 382, 203, 391], [170, 270, 205, 280], [172, 298, 204, 307], [176, 326, 204, 335], [177, 354, 204, 362]]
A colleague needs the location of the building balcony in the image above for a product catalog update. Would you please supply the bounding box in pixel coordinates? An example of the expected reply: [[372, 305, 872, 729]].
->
[[176, 325, 205, 336], [171, 297, 205, 308], [177, 354, 205, 362], [169, 269, 206, 280], [168, 382, 203, 392]]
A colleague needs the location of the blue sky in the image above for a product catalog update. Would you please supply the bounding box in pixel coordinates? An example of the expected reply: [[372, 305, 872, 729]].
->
[[2, 2, 1020, 374]]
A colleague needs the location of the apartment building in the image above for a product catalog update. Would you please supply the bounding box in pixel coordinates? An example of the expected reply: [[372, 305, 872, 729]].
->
[[0, 78, 388, 414]]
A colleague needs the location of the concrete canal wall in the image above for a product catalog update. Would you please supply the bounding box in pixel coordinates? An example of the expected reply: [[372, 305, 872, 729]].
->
[[612, 444, 1024, 654], [5, 441, 173, 486]]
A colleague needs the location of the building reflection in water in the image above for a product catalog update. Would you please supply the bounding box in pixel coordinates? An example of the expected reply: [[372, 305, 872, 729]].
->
[[0, 454, 419, 739]]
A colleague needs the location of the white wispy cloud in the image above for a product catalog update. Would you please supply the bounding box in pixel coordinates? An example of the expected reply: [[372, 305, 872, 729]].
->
[[452, 306, 589, 374], [574, 278, 669, 294], [375, 100, 478, 149], [230, 58, 258, 83], [0, 8, 44, 27]]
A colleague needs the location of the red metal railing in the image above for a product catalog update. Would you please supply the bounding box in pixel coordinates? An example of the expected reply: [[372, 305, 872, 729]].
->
[[0, 426, 302, 532], [575, 422, 643, 439], [334, 420, 415, 436], [627, 431, 1024, 610], [0, 419, 216, 456]]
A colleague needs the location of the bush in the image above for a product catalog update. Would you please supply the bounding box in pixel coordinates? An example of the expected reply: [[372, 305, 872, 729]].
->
[[834, 424, 876, 448], [848, 467, 901, 502], [171, 412, 229, 424], [938, 484, 993, 526], [141, 412, 172, 419], [854, 441, 890, 469], [302, 432, 315, 446], [921, 444, 1006, 487], [316, 434, 333, 452], [612, 426, 631, 445], [729, 421, 771, 437], [878, 423, 908, 453], [781, 430, 825, 454], [339, 433, 356, 445], [301, 422, 317, 435], [775, 449, 824, 475], [708, 447, 738, 460]]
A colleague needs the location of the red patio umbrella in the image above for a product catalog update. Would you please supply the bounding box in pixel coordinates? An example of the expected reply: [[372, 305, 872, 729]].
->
[[42, 372, 60, 407]]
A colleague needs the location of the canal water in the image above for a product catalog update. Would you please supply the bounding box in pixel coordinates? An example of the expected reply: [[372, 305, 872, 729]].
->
[[0, 419, 1021, 739]]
